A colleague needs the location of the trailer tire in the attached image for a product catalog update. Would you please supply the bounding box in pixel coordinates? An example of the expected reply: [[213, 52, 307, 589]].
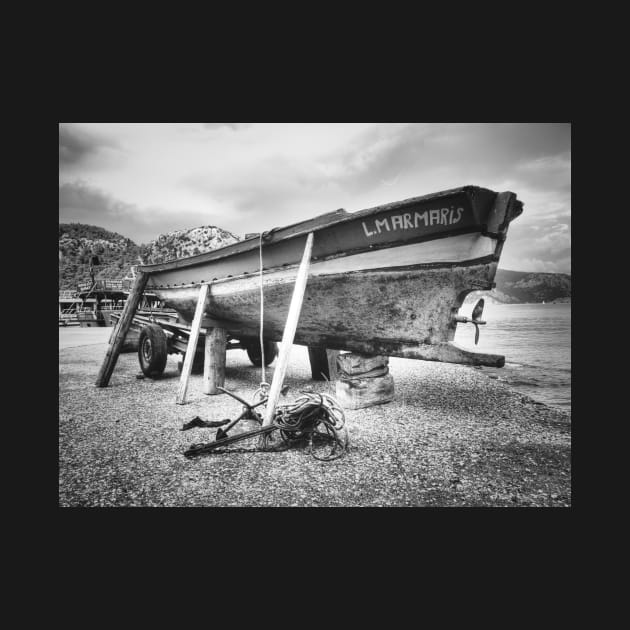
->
[[246, 340, 278, 367], [138, 324, 168, 377]]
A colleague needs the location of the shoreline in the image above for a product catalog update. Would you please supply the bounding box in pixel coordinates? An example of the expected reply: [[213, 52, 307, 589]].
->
[[59, 329, 571, 507], [463, 299, 571, 306]]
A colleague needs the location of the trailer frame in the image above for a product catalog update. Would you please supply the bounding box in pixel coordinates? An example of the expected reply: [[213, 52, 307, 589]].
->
[[109, 311, 278, 376]]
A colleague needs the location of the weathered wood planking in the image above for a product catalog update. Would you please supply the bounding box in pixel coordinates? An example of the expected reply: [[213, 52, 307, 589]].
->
[[262, 233, 314, 427], [203, 327, 227, 395], [153, 262, 497, 356], [176, 283, 209, 404], [327, 349, 339, 383], [95, 272, 149, 387], [145, 231, 497, 290]]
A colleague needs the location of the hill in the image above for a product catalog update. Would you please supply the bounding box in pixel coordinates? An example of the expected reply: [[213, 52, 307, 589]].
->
[[58, 223, 240, 290], [143, 225, 239, 264], [58, 224, 145, 290], [464, 269, 571, 304]]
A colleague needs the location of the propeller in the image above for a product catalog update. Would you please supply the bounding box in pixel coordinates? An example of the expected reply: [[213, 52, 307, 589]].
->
[[452, 298, 487, 345], [471, 298, 484, 345], [472, 298, 485, 322]]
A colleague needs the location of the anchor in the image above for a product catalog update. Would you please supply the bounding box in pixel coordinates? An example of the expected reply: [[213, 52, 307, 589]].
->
[[182, 384, 290, 445], [184, 424, 278, 457], [182, 387, 269, 456], [210, 386, 267, 440], [453, 298, 487, 345], [182, 385, 347, 460]]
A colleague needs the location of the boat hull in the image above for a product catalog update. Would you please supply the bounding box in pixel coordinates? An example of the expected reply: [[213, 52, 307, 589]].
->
[[149, 259, 497, 357], [139, 186, 523, 367]]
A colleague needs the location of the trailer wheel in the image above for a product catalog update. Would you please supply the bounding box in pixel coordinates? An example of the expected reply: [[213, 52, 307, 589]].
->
[[138, 324, 168, 377], [246, 340, 278, 367]]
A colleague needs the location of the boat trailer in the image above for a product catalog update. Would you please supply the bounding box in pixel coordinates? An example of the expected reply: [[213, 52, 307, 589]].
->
[[109, 311, 279, 377]]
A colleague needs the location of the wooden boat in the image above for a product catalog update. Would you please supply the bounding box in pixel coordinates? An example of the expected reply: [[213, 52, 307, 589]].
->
[[138, 186, 523, 367]]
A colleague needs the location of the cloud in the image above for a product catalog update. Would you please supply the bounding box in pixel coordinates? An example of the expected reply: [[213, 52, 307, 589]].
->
[[182, 154, 344, 220], [202, 123, 252, 131], [205, 123, 570, 216], [327, 124, 431, 193], [185, 121, 570, 208], [327, 123, 571, 197], [499, 211, 571, 273], [59, 180, 228, 244], [180, 122, 571, 273], [59, 180, 136, 219], [513, 151, 571, 193], [59, 124, 120, 169], [58, 123, 571, 272], [181, 124, 427, 217]]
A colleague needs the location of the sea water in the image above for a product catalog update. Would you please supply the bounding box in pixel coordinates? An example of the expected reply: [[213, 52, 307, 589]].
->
[[454, 302, 571, 412]]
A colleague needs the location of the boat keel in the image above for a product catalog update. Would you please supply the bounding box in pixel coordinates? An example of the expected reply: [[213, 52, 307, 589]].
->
[[395, 341, 505, 367]]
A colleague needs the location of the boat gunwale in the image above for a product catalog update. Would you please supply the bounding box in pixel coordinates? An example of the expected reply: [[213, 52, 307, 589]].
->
[[145, 228, 498, 288], [147, 253, 499, 292], [138, 185, 505, 274]]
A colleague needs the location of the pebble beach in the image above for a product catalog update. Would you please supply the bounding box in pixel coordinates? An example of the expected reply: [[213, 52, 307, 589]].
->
[[59, 328, 571, 507]]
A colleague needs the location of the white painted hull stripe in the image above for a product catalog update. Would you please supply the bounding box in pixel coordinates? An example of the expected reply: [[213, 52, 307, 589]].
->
[[149, 233, 497, 296]]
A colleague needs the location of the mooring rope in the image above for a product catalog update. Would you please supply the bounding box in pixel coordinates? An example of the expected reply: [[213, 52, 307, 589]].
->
[[259, 232, 267, 385], [273, 391, 349, 461], [185, 390, 349, 461]]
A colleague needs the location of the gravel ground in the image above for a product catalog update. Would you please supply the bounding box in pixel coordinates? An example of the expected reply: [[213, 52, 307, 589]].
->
[[59, 329, 571, 507]]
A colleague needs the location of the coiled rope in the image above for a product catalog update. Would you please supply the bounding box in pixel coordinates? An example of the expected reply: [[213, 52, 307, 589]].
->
[[251, 231, 348, 461], [267, 391, 349, 460], [184, 391, 349, 460]]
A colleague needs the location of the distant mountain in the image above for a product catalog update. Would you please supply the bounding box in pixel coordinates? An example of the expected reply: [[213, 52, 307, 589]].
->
[[58, 223, 240, 290], [464, 269, 571, 304]]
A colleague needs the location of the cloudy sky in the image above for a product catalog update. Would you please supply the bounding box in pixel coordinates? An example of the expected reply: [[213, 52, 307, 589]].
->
[[59, 123, 571, 273]]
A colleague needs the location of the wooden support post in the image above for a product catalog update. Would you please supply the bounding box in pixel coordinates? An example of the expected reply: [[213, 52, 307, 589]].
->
[[307, 346, 329, 380], [176, 283, 209, 405], [262, 233, 314, 427], [95, 272, 149, 387], [326, 349, 339, 383], [203, 326, 227, 395], [307, 346, 339, 382], [108, 319, 117, 344]]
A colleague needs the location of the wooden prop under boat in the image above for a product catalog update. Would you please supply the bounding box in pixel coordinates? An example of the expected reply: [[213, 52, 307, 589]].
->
[[138, 186, 523, 367]]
